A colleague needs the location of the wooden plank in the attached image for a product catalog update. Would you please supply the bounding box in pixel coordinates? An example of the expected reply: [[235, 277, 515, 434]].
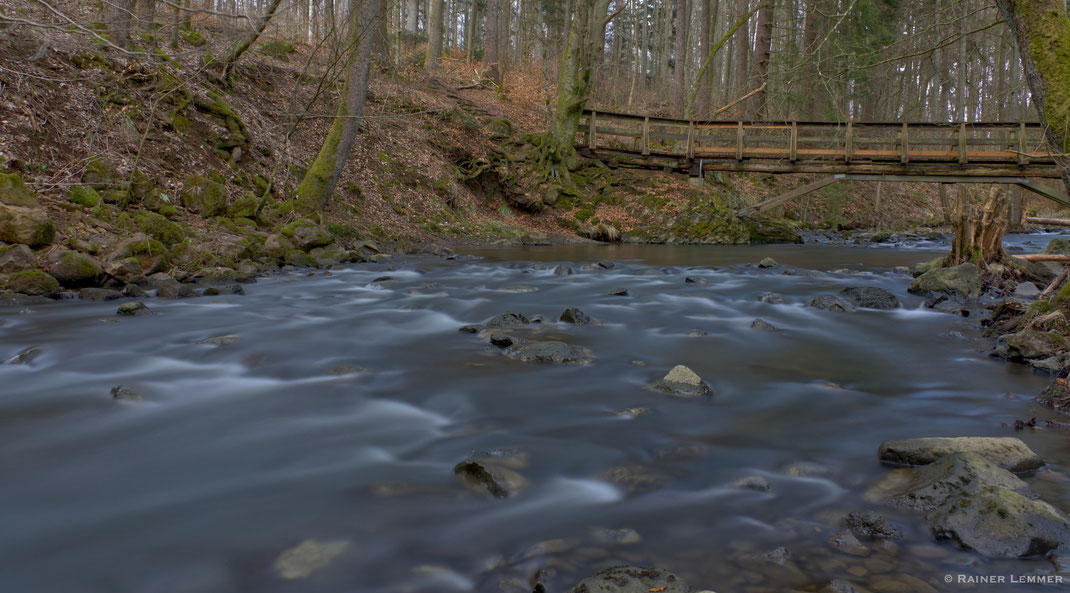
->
[[1017, 179, 1070, 209], [641, 116, 650, 156], [1019, 122, 1029, 165], [790, 122, 798, 162], [589, 111, 598, 150], [738, 176, 844, 217], [958, 123, 967, 164], [901, 123, 909, 164], [686, 121, 695, 159], [736, 122, 744, 161], [845, 122, 853, 164]]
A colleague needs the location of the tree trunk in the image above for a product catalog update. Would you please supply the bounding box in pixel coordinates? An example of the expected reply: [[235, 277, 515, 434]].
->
[[946, 186, 1009, 267], [543, 0, 614, 179], [994, 0, 1070, 189], [749, 0, 774, 117], [136, 0, 155, 35], [485, 0, 501, 83], [221, 0, 285, 81], [295, 0, 383, 213], [672, 0, 690, 115], [732, 0, 750, 115], [427, 0, 444, 69], [405, 0, 419, 32], [105, 0, 138, 48]]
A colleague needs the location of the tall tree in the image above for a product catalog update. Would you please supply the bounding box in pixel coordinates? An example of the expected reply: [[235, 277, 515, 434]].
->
[[295, 0, 384, 213], [484, 0, 502, 83], [542, 0, 616, 179], [104, 0, 138, 48], [427, 0, 445, 68], [995, 0, 1070, 188], [135, 0, 155, 35], [672, 0, 690, 114], [220, 0, 285, 82], [749, 0, 773, 116]]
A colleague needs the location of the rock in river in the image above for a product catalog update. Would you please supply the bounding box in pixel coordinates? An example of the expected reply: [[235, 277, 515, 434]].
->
[[454, 459, 528, 498], [908, 262, 983, 300], [929, 486, 1070, 557], [809, 295, 857, 312], [111, 384, 145, 402], [839, 286, 900, 310], [273, 539, 350, 580], [504, 341, 594, 364], [845, 511, 902, 540], [758, 257, 779, 268], [655, 365, 711, 398], [878, 437, 1044, 472], [560, 307, 596, 325], [486, 312, 530, 328], [751, 318, 777, 331], [116, 301, 150, 316], [568, 565, 689, 593], [883, 452, 1035, 512]]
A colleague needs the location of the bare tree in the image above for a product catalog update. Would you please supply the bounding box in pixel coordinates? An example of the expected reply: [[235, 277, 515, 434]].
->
[[427, 0, 444, 69]]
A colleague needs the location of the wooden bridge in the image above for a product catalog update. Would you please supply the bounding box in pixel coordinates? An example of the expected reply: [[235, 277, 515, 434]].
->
[[575, 109, 1070, 215]]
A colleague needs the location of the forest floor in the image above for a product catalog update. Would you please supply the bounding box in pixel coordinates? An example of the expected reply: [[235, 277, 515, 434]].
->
[[1, 4, 1066, 288]]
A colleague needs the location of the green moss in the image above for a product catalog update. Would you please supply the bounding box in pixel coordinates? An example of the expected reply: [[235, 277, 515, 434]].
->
[[258, 40, 296, 60], [68, 185, 102, 208], [0, 172, 39, 207], [102, 189, 131, 208], [1017, 2, 1070, 154], [136, 211, 184, 245], [179, 174, 226, 216], [226, 194, 258, 219], [6, 269, 59, 296], [72, 51, 112, 71], [181, 29, 207, 47], [83, 158, 117, 189]]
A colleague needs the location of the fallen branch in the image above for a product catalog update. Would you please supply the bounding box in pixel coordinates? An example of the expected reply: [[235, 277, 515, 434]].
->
[[1012, 254, 1070, 262], [713, 82, 767, 117], [1026, 216, 1070, 227], [1041, 265, 1070, 299]]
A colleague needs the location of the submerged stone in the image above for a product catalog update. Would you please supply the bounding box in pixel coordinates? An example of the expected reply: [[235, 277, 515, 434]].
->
[[273, 539, 350, 580], [655, 365, 711, 398]]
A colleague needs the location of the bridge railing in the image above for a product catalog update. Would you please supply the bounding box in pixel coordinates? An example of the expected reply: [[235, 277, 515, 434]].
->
[[576, 109, 1055, 167]]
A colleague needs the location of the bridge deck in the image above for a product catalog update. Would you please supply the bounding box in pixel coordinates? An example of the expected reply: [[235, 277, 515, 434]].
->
[[576, 109, 1062, 179]]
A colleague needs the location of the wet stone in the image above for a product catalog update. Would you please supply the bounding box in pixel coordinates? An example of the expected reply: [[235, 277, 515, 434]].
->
[[454, 460, 528, 498], [273, 539, 350, 580], [560, 307, 595, 325], [486, 312, 531, 328], [116, 301, 150, 316], [567, 565, 687, 593], [608, 287, 629, 296], [728, 475, 771, 492], [655, 365, 711, 398], [751, 318, 777, 331], [845, 511, 903, 540], [111, 384, 144, 402]]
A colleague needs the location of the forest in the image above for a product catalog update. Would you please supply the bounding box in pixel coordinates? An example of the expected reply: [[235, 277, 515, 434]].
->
[[3, 1, 1070, 593]]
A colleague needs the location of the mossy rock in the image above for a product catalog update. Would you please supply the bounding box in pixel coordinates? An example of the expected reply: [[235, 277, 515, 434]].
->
[[72, 51, 112, 71], [46, 250, 103, 287], [181, 29, 207, 47], [7, 269, 60, 297], [68, 186, 102, 208], [128, 169, 156, 201], [0, 172, 40, 207], [0, 204, 55, 246], [746, 217, 803, 244], [227, 194, 258, 219], [83, 158, 118, 189], [136, 211, 184, 245], [284, 249, 314, 268], [102, 189, 131, 208], [180, 174, 226, 217], [258, 40, 296, 61]]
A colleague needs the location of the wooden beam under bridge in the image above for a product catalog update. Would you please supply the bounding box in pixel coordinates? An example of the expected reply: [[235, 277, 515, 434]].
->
[[737, 174, 1070, 217]]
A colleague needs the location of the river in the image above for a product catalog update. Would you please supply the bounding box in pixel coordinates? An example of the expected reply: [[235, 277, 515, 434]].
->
[[0, 236, 1067, 593]]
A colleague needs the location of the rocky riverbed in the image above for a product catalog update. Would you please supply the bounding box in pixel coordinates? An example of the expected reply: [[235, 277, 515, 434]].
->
[[1, 241, 1068, 593]]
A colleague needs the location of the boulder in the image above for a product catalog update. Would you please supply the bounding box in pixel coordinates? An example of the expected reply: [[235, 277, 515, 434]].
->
[[1003, 328, 1069, 360], [758, 257, 779, 268], [608, 287, 629, 296], [104, 234, 168, 275], [284, 250, 313, 268], [105, 258, 147, 285], [878, 437, 1043, 473], [264, 233, 294, 258], [809, 295, 857, 312], [751, 318, 777, 331], [567, 566, 689, 593], [0, 244, 35, 274], [288, 222, 332, 251], [309, 243, 347, 267], [0, 172, 40, 207], [560, 307, 595, 325], [929, 486, 1070, 558], [454, 459, 527, 498], [504, 341, 594, 364], [179, 174, 226, 216], [226, 194, 258, 219], [45, 250, 102, 287], [273, 539, 350, 580], [5, 269, 59, 297], [908, 262, 983, 300], [117, 301, 151, 316], [486, 312, 530, 328], [845, 511, 903, 540], [1013, 282, 1041, 299], [135, 211, 184, 245], [554, 264, 574, 276], [840, 286, 901, 310], [203, 284, 244, 296], [884, 452, 1035, 512], [151, 275, 199, 299], [122, 284, 147, 298], [0, 203, 55, 246], [655, 365, 711, 398], [757, 291, 785, 304], [67, 185, 102, 208], [79, 288, 123, 301]]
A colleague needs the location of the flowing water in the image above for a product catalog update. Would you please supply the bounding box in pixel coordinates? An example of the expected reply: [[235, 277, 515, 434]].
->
[[1, 236, 1068, 593]]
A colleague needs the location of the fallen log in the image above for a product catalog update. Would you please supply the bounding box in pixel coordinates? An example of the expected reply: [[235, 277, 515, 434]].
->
[[1026, 216, 1070, 227], [1011, 254, 1070, 262]]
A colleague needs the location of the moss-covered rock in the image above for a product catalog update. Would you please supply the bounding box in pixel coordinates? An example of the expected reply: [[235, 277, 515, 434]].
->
[[0, 204, 55, 246], [0, 172, 40, 207], [746, 217, 803, 244], [83, 158, 118, 189], [310, 243, 348, 267], [180, 174, 226, 217], [136, 211, 184, 245], [282, 220, 332, 251], [264, 233, 293, 258], [284, 249, 314, 267], [46, 250, 103, 287], [102, 189, 131, 208], [908, 262, 983, 300], [227, 194, 258, 219], [6, 269, 60, 297], [68, 186, 102, 208], [105, 234, 169, 275], [258, 40, 296, 60], [0, 243, 35, 274], [181, 29, 207, 47]]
